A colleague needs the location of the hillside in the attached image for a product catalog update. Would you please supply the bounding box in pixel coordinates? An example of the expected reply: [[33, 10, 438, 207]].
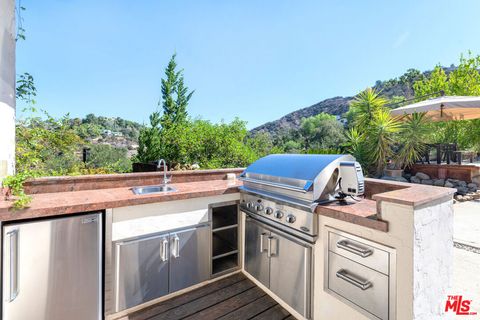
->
[[250, 67, 455, 137], [70, 114, 144, 154]]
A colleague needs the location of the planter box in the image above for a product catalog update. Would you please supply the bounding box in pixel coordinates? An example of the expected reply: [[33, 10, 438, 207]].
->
[[132, 162, 159, 172]]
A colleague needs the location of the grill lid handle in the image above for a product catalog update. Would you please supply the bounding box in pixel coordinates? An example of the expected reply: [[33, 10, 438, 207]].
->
[[240, 177, 313, 193]]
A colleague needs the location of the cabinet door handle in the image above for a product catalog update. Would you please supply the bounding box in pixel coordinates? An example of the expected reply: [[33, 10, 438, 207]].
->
[[172, 235, 180, 258], [267, 236, 277, 257], [336, 240, 373, 258], [160, 239, 169, 262], [7, 229, 19, 302], [336, 269, 372, 290], [259, 232, 268, 253]]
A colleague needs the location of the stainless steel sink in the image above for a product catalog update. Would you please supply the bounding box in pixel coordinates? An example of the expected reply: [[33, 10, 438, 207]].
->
[[132, 185, 177, 195]]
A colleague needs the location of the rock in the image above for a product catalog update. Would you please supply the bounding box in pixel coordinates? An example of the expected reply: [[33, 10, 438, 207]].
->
[[457, 180, 467, 187], [191, 163, 200, 170], [415, 172, 430, 180], [463, 195, 473, 201], [456, 186, 469, 195], [455, 195, 464, 201], [446, 179, 458, 187], [421, 179, 434, 185], [410, 176, 421, 184], [467, 182, 478, 189], [444, 181, 455, 188], [381, 176, 408, 183], [433, 179, 445, 187], [403, 173, 412, 181]]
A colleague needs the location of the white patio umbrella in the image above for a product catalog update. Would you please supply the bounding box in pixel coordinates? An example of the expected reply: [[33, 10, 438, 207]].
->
[[390, 96, 480, 121]]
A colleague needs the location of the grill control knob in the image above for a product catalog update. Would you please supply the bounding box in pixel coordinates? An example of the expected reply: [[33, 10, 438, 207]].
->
[[255, 204, 264, 212], [265, 207, 274, 215], [286, 214, 296, 224], [246, 202, 253, 209], [274, 210, 284, 219]]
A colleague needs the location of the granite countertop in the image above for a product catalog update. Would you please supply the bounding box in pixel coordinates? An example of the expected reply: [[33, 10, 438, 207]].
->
[[0, 174, 455, 233], [316, 198, 386, 232], [0, 179, 242, 222]]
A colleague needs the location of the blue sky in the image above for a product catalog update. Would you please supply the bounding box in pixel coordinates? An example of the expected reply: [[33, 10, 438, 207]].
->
[[16, 0, 480, 129]]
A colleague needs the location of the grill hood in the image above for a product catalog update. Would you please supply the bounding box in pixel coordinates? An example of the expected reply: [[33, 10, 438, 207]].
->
[[240, 154, 355, 208]]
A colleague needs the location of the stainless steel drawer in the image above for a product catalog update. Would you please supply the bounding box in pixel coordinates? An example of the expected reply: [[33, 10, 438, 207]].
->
[[328, 252, 388, 320], [329, 231, 389, 275]]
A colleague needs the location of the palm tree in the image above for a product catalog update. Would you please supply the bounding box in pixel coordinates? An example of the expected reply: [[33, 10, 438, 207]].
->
[[365, 109, 401, 175], [396, 112, 429, 169], [344, 128, 368, 169], [349, 88, 388, 128]]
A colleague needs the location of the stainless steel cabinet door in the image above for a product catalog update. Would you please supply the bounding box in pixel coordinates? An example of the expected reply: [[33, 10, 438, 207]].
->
[[269, 230, 311, 319], [169, 224, 210, 292], [2, 214, 102, 320], [114, 233, 169, 312], [244, 217, 270, 287]]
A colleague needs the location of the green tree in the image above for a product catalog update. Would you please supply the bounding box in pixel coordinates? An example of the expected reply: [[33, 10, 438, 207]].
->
[[396, 113, 429, 169], [346, 88, 401, 175], [135, 111, 162, 163], [365, 109, 401, 175], [413, 51, 480, 150], [299, 113, 346, 151], [16, 110, 84, 174], [344, 128, 368, 169], [247, 132, 283, 158], [160, 54, 194, 129], [347, 88, 388, 128], [136, 54, 194, 165], [87, 144, 132, 173]]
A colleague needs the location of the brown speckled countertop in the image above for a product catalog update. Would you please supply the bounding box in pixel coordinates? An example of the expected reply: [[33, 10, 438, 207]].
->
[[0, 173, 455, 233], [366, 178, 456, 208], [316, 198, 387, 232], [0, 179, 242, 222]]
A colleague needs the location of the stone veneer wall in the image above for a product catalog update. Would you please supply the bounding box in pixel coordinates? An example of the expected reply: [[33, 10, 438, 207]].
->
[[411, 163, 480, 183], [413, 200, 454, 319]]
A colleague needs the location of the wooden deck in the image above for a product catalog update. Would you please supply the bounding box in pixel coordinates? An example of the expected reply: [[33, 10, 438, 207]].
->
[[119, 272, 296, 320]]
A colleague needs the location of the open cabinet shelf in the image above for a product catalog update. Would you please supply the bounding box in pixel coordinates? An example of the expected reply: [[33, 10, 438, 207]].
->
[[210, 201, 240, 277]]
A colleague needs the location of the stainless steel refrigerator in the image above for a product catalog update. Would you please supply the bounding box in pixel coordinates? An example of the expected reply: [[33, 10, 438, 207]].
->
[[2, 213, 102, 320]]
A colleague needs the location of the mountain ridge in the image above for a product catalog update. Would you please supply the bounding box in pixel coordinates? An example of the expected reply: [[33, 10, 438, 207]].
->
[[250, 66, 455, 137]]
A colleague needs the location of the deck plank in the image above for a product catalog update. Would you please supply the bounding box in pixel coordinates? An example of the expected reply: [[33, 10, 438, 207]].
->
[[184, 286, 266, 320], [126, 272, 246, 320], [117, 272, 294, 320], [149, 278, 256, 320], [251, 304, 291, 320], [216, 293, 278, 320]]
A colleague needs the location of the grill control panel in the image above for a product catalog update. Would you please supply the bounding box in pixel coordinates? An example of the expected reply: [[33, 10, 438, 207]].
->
[[240, 193, 318, 238]]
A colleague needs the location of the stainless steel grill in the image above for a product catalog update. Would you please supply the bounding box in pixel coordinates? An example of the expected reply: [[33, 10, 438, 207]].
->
[[240, 154, 360, 319], [239, 154, 357, 242]]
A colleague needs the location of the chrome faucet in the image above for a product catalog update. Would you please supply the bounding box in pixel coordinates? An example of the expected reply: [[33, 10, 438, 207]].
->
[[157, 159, 171, 185]]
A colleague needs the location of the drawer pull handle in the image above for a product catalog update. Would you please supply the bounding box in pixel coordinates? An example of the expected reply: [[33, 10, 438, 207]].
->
[[337, 240, 373, 258], [336, 269, 372, 290]]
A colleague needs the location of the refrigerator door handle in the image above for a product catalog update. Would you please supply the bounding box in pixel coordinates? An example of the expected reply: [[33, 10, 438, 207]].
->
[[7, 229, 19, 302]]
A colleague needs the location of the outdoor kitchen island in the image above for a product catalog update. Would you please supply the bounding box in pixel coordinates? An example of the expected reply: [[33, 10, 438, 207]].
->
[[0, 167, 454, 320]]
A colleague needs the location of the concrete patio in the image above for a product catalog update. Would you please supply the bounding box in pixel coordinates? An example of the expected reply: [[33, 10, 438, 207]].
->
[[453, 200, 480, 313]]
